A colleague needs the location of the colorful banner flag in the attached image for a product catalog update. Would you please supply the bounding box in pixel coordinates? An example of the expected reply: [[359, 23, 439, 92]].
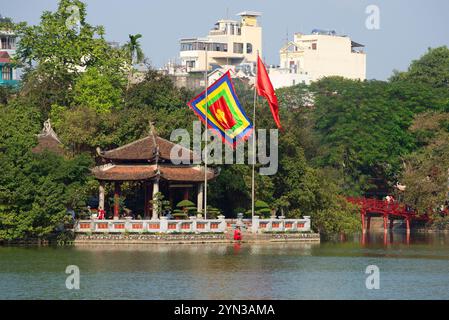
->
[[188, 71, 253, 148], [256, 56, 282, 130]]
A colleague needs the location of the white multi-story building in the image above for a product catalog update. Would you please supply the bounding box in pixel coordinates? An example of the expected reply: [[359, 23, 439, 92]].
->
[[179, 11, 262, 73], [0, 22, 19, 85], [270, 29, 366, 88]]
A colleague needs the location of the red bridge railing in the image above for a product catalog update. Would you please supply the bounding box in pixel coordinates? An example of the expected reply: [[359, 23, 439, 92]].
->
[[346, 197, 430, 234]]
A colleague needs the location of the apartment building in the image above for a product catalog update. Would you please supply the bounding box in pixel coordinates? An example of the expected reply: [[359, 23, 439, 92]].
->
[[179, 11, 262, 73], [270, 29, 366, 88]]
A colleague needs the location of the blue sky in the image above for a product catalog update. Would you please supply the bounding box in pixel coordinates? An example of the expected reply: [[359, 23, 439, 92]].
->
[[1, 0, 448, 80]]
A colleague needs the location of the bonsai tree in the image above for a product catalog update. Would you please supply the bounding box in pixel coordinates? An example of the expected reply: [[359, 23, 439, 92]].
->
[[174, 199, 196, 220], [273, 197, 290, 217], [205, 205, 221, 219], [246, 200, 272, 218]]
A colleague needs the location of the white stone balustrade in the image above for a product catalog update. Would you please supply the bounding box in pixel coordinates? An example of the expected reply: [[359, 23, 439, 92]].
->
[[75, 216, 312, 234], [226, 216, 311, 233], [75, 216, 227, 234]]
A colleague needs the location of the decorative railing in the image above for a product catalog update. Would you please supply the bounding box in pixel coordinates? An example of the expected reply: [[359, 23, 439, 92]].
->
[[75, 217, 227, 234], [74, 216, 312, 234]]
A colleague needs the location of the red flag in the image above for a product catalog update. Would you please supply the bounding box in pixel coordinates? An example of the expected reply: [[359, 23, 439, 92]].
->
[[209, 96, 237, 130], [256, 56, 282, 130]]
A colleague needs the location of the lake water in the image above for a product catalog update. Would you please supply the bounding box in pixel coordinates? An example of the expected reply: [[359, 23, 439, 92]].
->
[[1, 232, 449, 300]]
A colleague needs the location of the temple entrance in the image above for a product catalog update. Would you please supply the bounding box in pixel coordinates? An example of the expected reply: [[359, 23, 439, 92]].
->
[[169, 184, 195, 208], [91, 131, 216, 220]]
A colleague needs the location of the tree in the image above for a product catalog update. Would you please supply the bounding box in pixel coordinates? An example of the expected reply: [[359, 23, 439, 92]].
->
[[123, 33, 145, 90], [402, 112, 449, 214], [390, 46, 449, 89], [73, 67, 123, 113], [305, 77, 447, 195], [124, 34, 145, 65], [0, 102, 93, 241], [14, 0, 127, 115]]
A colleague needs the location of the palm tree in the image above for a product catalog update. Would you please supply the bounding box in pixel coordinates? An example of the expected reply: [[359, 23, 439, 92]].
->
[[124, 34, 144, 90]]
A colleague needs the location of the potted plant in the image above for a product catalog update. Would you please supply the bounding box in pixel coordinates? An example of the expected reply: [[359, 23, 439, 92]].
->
[[150, 192, 172, 218], [175, 200, 197, 219], [246, 200, 272, 218]]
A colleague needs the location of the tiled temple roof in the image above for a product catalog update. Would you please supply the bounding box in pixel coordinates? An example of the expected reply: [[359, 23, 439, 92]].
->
[[91, 164, 216, 182], [98, 134, 195, 162]]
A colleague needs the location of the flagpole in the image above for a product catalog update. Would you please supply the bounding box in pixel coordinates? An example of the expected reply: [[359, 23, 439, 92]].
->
[[251, 51, 258, 229], [204, 47, 208, 220]]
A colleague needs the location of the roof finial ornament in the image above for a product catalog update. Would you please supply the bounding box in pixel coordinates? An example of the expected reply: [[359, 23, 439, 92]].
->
[[38, 118, 61, 143], [149, 121, 160, 168], [43, 119, 51, 133]]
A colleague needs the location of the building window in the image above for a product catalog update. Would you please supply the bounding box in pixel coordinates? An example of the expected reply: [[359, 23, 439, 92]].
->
[[213, 43, 227, 52], [246, 43, 253, 54], [180, 43, 193, 51], [181, 41, 227, 52], [311, 42, 317, 50], [233, 42, 243, 54], [0, 37, 15, 50], [186, 60, 195, 69], [2, 66, 12, 80]]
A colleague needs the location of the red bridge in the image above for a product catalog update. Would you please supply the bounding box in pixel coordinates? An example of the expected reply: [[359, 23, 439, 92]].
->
[[347, 197, 430, 234]]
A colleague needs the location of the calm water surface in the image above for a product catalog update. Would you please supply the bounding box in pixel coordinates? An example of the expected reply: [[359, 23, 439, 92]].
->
[[1, 232, 449, 299]]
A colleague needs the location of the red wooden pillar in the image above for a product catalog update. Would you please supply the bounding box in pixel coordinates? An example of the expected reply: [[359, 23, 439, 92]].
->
[[361, 210, 366, 233], [183, 188, 189, 200], [366, 216, 371, 232], [406, 217, 411, 235], [405, 217, 410, 244], [114, 182, 121, 219], [383, 215, 388, 233], [389, 219, 394, 230]]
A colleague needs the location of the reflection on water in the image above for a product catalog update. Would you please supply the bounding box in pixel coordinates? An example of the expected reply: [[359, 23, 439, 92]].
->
[[1, 232, 449, 300]]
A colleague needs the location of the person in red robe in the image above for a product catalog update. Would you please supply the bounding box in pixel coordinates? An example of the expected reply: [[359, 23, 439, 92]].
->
[[98, 208, 105, 220], [233, 226, 242, 241]]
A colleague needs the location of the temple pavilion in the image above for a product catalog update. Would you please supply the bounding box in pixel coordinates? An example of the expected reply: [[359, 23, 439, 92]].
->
[[91, 131, 217, 219]]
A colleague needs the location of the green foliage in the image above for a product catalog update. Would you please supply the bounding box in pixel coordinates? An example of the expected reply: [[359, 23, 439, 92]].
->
[[254, 200, 271, 217], [14, 0, 127, 115], [124, 34, 145, 65], [0, 102, 93, 240], [2, 0, 447, 240], [126, 69, 191, 111], [176, 199, 197, 216], [390, 46, 449, 88], [205, 206, 221, 219], [151, 192, 171, 217], [0, 85, 18, 105], [310, 78, 436, 192], [73, 67, 123, 113], [176, 200, 196, 208], [0, 15, 14, 30], [429, 216, 449, 230], [402, 112, 449, 214]]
